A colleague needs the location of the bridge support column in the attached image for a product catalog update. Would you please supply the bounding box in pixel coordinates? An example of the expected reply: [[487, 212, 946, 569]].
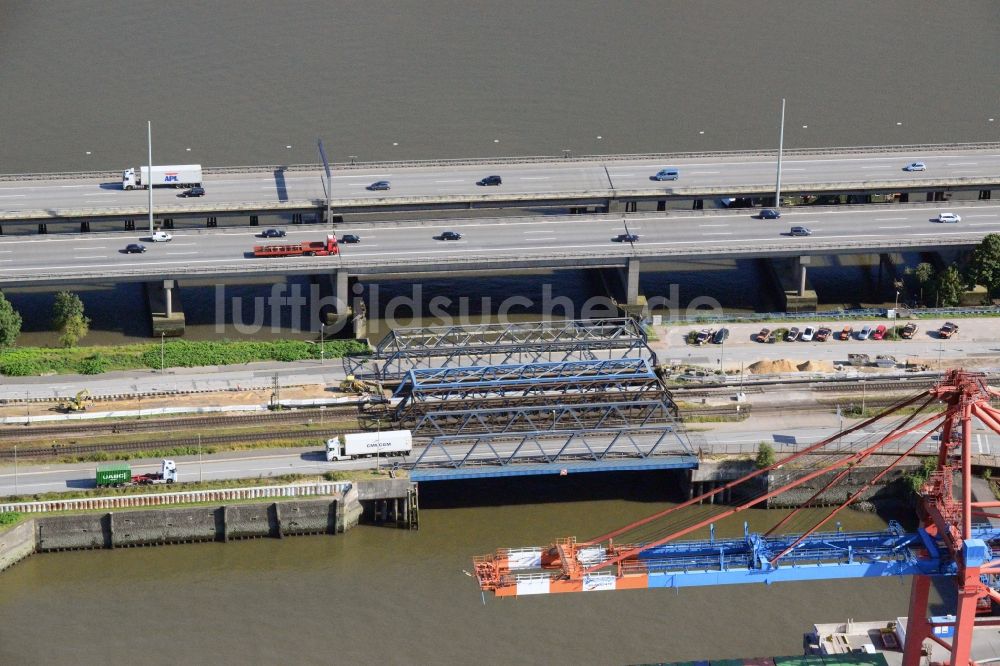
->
[[625, 201, 637, 213], [692, 199, 703, 210], [606, 199, 622, 213], [164, 279, 174, 318], [980, 189, 992, 200], [656, 200, 666, 212], [626, 258, 641, 306], [898, 192, 909, 203], [901, 575, 931, 666], [250, 215, 259, 227], [335, 269, 350, 313], [797, 257, 809, 297]]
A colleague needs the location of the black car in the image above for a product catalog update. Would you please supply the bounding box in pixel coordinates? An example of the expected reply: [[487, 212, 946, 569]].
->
[[477, 175, 502, 186], [341, 234, 361, 243], [179, 186, 205, 197], [124, 243, 146, 254], [789, 226, 812, 237], [613, 233, 640, 243], [439, 231, 463, 241], [261, 228, 286, 238], [759, 208, 781, 219], [712, 328, 730, 344], [366, 181, 390, 191]]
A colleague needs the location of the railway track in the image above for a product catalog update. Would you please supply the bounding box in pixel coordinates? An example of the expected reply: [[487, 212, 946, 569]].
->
[[0, 406, 360, 441], [0, 426, 355, 460]]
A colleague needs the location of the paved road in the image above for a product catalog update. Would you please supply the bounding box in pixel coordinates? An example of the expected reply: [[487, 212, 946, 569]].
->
[[3, 148, 1000, 217], [2, 202, 1000, 285], [2, 418, 984, 497]]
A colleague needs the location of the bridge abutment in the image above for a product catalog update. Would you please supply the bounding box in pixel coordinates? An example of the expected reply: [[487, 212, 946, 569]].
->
[[763, 256, 818, 312], [145, 279, 186, 336]]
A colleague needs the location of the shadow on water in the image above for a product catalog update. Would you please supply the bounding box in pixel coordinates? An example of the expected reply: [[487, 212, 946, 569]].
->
[[419, 469, 690, 509]]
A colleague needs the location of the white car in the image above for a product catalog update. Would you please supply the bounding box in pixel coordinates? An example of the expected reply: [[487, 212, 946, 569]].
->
[[800, 326, 815, 342], [151, 231, 173, 242], [936, 213, 961, 223], [903, 162, 926, 172], [857, 325, 873, 341]]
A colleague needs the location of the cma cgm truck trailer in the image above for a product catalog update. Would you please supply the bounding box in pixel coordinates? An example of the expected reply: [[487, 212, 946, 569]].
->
[[326, 430, 412, 461], [122, 164, 202, 190]]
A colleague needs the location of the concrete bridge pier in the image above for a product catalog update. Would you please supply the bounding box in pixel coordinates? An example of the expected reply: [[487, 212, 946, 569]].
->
[[626, 258, 641, 306], [898, 193, 909, 203], [926, 191, 946, 202], [606, 198, 622, 213], [980, 189, 992, 200], [763, 256, 818, 312], [692, 199, 704, 210], [145, 279, 186, 336], [335, 269, 350, 315], [657, 200, 666, 211]]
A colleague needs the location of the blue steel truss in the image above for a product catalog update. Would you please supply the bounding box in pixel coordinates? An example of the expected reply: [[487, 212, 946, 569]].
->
[[345, 319, 655, 379], [407, 400, 678, 436], [393, 358, 667, 421], [402, 425, 692, 472]]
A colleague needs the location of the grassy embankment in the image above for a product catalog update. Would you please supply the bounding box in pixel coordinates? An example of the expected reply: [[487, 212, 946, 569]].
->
[[0, 339, 368, 376]]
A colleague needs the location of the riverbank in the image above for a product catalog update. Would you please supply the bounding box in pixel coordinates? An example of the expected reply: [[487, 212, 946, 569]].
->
[[0, 477, 418, 574]]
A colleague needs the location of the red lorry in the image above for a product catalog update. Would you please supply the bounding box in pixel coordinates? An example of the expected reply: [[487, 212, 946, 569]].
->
[[253, 234, 339, 257]]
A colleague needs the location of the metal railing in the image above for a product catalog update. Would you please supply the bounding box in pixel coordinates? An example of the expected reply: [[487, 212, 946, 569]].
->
[[0, 481, 352, 514]]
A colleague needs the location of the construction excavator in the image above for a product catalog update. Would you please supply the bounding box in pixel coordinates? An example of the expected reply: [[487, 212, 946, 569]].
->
[[59, 389, 90, 413], [339, 375, 388, 404]]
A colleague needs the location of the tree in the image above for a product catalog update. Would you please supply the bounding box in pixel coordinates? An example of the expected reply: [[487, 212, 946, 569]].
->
[[755, 442, 776, 469], [969, 233, 1000, 297], [936, 265, 964, 307], [52, 291, 89, 347], [912, 262, 936, 305], [0, 291, 21, 347]]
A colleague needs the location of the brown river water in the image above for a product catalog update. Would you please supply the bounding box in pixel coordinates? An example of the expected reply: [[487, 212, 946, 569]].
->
[[0, 0, 985, 660]]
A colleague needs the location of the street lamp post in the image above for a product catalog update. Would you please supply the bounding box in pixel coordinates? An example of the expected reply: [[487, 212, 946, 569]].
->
[[198, 433, 203, 483], [894, 290, 900, 314], [775, 98, 786, 212], [320, 322, 325, 364], [160, 332, 165, 373], [13, 444, 17, 495], [375, 419, 381, 474]]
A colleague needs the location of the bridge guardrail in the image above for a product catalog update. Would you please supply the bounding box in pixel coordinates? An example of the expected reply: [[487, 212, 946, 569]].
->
[[668, 305, 1000, 324], [3, 141, 1000, 181]]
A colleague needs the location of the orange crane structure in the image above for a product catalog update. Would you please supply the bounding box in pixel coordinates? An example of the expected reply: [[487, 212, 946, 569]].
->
[[473, 370, 1000, 665]]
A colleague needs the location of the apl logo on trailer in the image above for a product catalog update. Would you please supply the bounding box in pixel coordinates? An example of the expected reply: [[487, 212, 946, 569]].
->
[[164, 173, 179, 182]]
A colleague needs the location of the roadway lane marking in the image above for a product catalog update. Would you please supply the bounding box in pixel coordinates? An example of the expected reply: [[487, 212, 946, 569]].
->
[[947, 162, 978, 166], [166, 251, 200, 255], [434, 179, 465, 183], [330, 174, 392, 179], [83, 192, 119, 196], [861, 166, 892, 169], [952, 170, 979, 173], [523, 229, 562, 233], [969, 222, 1000, 226], [0, 250, 12, 253], [698, 224, 728, 227], [703, 232, 733, 235], [528, 237, 558, 241], [59, 185, 88, 188], [782, 168, 805, 171], [0, 194, 27, 198], [519, 176, 550, 180], [73, 255, 107, 259], [966, 214, 999, 218], [874, 217, 907, 221], [690, 171, 720, 175], [878, 225, 911, 229]]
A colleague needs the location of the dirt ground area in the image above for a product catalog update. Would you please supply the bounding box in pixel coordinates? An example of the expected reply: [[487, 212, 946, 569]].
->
[[0, 383, 337, 418]]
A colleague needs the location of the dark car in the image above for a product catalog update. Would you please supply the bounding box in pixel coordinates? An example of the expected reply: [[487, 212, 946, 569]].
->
[[477, 175, 502, 186], [179, 186, 205, 197], [366, 181, 390, 191], [712, 328, 730, 344], [124, 243, 146, 254], [439, 231, 463, 241], [613, 233, 640, 243], [789, 226, 812, 237], [261, 228, 286, 238], [815, 327, 832, 342], [786, 327, 800, 342], [341, 234, 361, 244], [759, 208, 781, 219]]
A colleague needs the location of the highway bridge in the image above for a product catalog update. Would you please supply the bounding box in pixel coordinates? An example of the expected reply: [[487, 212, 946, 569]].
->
[[1, 142, 998, 224], [1, 203, 998, 310]]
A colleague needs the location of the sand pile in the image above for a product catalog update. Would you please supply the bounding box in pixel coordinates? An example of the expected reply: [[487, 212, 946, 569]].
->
[[747, 359, 799, 374], [797, 360, 835, 372]]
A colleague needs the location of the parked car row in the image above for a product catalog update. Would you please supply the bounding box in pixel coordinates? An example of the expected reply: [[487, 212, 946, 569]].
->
[[694, 328, 730, 345], [755, 321, 929, 343]]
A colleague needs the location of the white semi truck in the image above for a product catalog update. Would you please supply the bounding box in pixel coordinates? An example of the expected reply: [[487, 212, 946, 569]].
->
[[326, 430, 412, 462], [122, 164, 202, 190]]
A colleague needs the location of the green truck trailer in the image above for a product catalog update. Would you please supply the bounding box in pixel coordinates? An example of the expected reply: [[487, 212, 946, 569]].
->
[[95, 462, 132, 487]]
